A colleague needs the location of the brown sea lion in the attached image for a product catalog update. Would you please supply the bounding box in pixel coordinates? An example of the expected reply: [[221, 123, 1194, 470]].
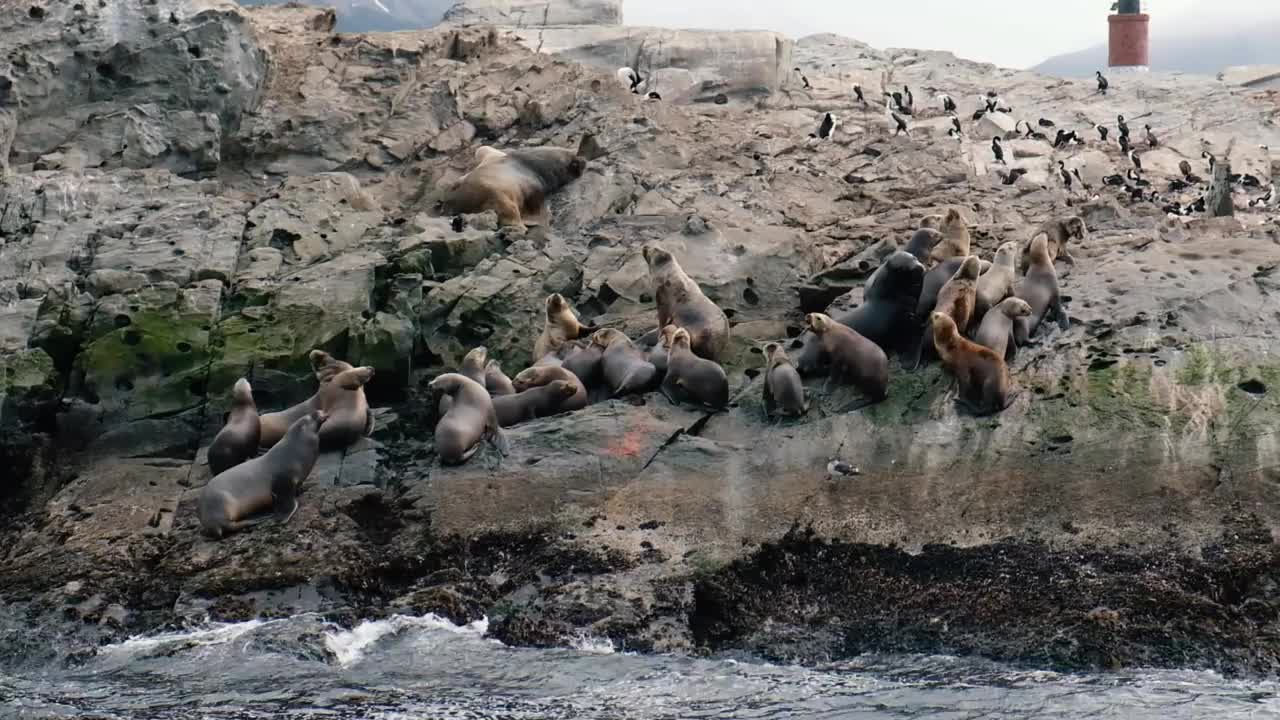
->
[[512, 364, 589, 411], [805, 313, 889, 401], [199, 411, 326, 539], [974, 241, 1019, 322], [763, 343, 808, 418], [648, 324, 680, 374], [929, 208, 972, 264], [534, 293, 597, 361], [592, 328, 658, 396], [440, 136, 594, 228], [916, 256, 992, 321], [485, 360, 516, 397], [440, 346, 489, 416], [915, 255, 981, 368], [429, 373, 510, 465], [661, 327, 729, 409], [642, 245, 731, 361], [974, 297, 1032, 361], [931, 311, 1014, 415], [560, 341, 604, 388], [1015, 233, 1071, 344], [492, 379, 581, 427], [1019, 216, 1085, 272], [258, 351, 375, 450], [207, 378, 261, 477]]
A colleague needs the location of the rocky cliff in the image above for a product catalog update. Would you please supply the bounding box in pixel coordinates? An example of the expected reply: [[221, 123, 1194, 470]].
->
[[3, 0, 1280, 675]]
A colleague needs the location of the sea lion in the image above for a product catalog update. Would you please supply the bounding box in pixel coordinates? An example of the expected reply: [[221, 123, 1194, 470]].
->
[[485, 360, 516, 397], [492, 379, 581, 427], [648, 324, 680, 374], [805, 313, 889, 401], [974, 241, 1019, 322], [903, 228, 943, 264], [429, 373, 510, 465], [1020, 216, 1085, 272], [440, 346, 489, 416], [439, 135, 594, 228], [661, 327, 730, 409], [916, 256, 992, 321], [207, 378, 261, 477], [258, 351, 374, 450], [763, 343, 808, 418], [1014, 233, 1071, 345], [915, 255, 981, 368], [534, 293, 597, 361], [929, 208, 972, 263], [560, 341, 604, 389], [919, 214, 944, 230], [512, 364, 589, 412], [199, 411, 326, 539], [642, 245, 731, 361], [592, 328, 658, 396], [974, 297, 1032, 361], [931, 311, 1014, 415]]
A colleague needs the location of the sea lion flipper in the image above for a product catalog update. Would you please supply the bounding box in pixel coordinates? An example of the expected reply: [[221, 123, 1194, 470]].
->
[[364, 409, 375, 437], [486, 409, 511, 456], [1054, 300, 1071, 331], [272, 484, 299, 523]]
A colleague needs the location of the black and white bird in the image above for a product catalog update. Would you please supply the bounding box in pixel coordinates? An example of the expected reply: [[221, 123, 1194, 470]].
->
[[903, 85, 915, 113], [938, 93, 957, 113], [1144, 124, 1159, 148], [1189, 196, 1206, 214], [826, 459, 861, 478], [1161, 200, 1184, 215], [1096, 70, 1109, 95], [887, 99, 910, 136], [809, 112, 837, 143], [1053, 129, 1080, 148], [1249, 185, 1275, 208], [646, 91, 662, 101], [972, 108, 988, 121], [948, 115, 962, 139], [616, 67, 643, 93], [1103, 173, 1126, 186], [794, 67, 811, 90], [1241, 174, 1263, 189], [1016, 120, 1047, 141], [891, 91, 913, 115], [1038, 117, 1056, 128], [1167, 178, 1191, 192], [1118, 134, 1131, 154], [991, 136, 1006, 164], [1127, 168, 1150, 187], [853, 84, 866, 105], [1202, 150, 1216, 173], [1117, 114, 1130, 139], [1095, 124, 1110, 142], [998, 168, 1028, 185], [1058, 161, 1073, 190], [1071, 167, 1092, 191]]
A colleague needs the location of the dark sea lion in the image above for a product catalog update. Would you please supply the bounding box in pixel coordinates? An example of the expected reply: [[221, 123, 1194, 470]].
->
[[763, 342, 807, 418], [1020, 216, 1085, 272], [904, 227, 943, 264], [560, 341, 604, 389], [974, 297, 1032, 361], [492, 379, 581, 427], [512, 364, 589, 411], [805, 312, 889, 401], [199, 411, 326, 539], [592, 328, 658, 396], [485, 360, 516, 397], [429, 373, 509, 465], [534, 293, 598, 361], [642, 245, 731, 361], [440, 136, 593, 228], [1015, 233, 1071, 345], [931, 311, 1014, 415], [258, 350, 374, 450], [915, 255, 981, 368], [661, 327, 730, 409], [207, 378, 261, 477]]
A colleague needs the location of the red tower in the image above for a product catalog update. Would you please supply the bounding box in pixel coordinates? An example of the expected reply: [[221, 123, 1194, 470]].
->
[[1108, 11, 1150, 70]]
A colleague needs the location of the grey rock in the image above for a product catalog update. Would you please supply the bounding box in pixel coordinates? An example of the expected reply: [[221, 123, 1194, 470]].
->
[[444, 0, 623, 27]]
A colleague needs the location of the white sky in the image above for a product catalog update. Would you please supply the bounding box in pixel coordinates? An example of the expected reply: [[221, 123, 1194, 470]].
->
[[624, 0, 1276, 69]]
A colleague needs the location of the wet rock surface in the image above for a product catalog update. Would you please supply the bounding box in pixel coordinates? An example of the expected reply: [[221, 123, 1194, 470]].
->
[[2, 0, 1280, 677]]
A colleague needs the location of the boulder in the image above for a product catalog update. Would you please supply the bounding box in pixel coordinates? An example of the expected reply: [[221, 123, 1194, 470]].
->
[[443, 0, 623, 27]]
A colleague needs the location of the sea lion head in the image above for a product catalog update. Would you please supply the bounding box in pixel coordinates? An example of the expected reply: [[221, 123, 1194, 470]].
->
[[998, 297, 1033, 318], [310, 350, 355, 383], [1065, 216, 1087, 240], [930, 311, 957, 340], [231, 377, 253, 404], [658, 324, 680, 349], [461, 346, 488, 373], [545, 293, 569, 316], [428, 372, 466, 396], [887, 249, 926, 277], [670, 327, 693, 350], [765, 342, 792, 368], [993, 241, 1019, 270], [956, 255, 982, 281], [1029, 232, 1051, 262], [590, 328, 629, 349], [805, 312, 834, 334], [511, 365, 549, 392], [335, 366, 375, 390], [919, 214, 944, 230], [943, 208, 965, 228], [642, 245, 675, 270]]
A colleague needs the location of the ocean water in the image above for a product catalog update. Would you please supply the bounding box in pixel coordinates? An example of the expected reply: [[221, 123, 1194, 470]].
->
[[1, 613, 1277, 719]]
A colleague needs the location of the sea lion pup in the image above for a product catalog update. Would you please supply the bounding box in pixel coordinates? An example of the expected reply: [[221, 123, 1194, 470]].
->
[[763, 343, 808, 418], [648, 324, 680, 374], [975, 297, 1032, 361], [592, 328, 658, 396], [929, 208, 972, 264], [931, 312, 1014, 415], [534, 293, 597, 361], [1015, 233, 1071, 345], [439, 135, 594, 228], [974, 241, 1019, 322], [440, 346, 489, 416], [904, 227, 943, 264], [914, 255, 981, 368], [258, 351, 374, 450], [207, 378, 261, 477], [429, 373, 510, 465], [915, 256, 992, 320], [485, 360, 516, 397], [512, 365, 589, 412], [805, 313, 889, 401], [642, 245, 731, 361], [662, 327, 730, 409], [492, 379, 581, 427], [1019, 216, 1085, 272], [199, 411, 327, 539]]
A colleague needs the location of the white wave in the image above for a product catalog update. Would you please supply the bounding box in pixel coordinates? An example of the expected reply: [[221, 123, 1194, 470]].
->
[[102, 618, 278, 656], [324, 614, 488, 667], [567, 633, 616, 655]]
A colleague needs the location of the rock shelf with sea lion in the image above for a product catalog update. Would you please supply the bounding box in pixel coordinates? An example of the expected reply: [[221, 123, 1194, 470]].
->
[[429, 373, 510, 465], [512, 365, 589, 412], [207, 378, 261, 477], [641, 245, 730, 361], [492, 379, 581, 427], [198, 411, 326, 539], [257, 351, 374, 450], [439, 135, 595, 228]]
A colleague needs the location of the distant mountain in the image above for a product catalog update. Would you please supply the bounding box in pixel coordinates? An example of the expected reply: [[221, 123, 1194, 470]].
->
[[234, 0, 451, 32], [1035, 18, 1280, 76]]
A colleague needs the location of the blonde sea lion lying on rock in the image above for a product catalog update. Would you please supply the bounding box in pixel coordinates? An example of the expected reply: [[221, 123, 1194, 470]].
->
[[512, 364, 589, 412], [429, 373, 509, 465], [931, 311, 1015, 415], [641, 245, 730, 361], [492, 378, 582, 427], [258, 351, 374, 451], [199, 411, 326, 539], [207, 378, 261, 477], [592, 328, 659, 396], [440, 135, 595, 229]]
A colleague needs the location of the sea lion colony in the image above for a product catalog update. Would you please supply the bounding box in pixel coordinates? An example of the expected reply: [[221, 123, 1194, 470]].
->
[[197, 65, 1275, 539]]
